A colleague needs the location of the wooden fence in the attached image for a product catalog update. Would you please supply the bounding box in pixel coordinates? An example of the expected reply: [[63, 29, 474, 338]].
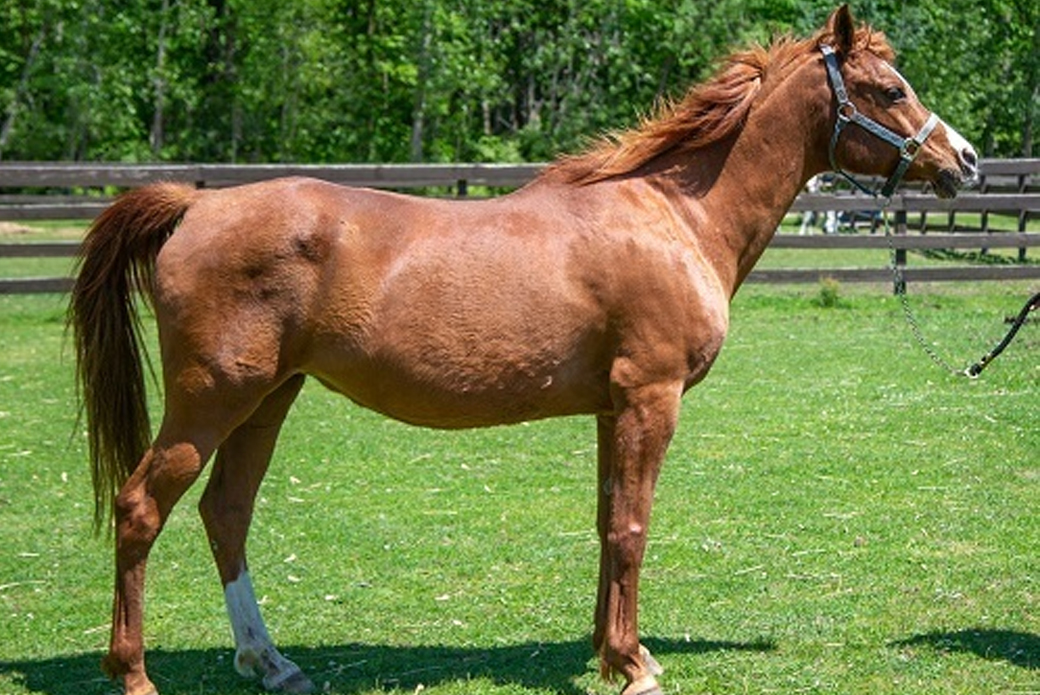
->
[[1, 159, 1038, 294]]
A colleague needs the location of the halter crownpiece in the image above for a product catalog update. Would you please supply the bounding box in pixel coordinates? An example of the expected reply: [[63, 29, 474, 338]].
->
[[821, 45, 939, 201]]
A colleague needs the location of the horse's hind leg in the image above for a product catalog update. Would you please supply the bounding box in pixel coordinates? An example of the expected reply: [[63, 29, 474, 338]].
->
[[198, 375, 314, 694], [103, 421, 226, 695]]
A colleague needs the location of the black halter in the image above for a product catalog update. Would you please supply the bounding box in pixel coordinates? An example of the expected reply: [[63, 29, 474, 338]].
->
[[821, 45, 939, 200]]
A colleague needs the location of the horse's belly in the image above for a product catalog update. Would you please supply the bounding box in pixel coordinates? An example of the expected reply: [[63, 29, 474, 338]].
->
[[311, 350, 609, 429]]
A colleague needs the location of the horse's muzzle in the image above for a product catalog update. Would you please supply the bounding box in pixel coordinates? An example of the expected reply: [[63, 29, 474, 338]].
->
[[934, 125, 980, 198]]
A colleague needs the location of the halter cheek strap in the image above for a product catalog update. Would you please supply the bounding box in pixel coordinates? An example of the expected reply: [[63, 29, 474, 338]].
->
[[821, 45, 939, 200]]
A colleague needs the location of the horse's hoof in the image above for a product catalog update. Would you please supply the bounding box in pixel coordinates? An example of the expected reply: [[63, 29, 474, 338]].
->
[[264, 669, 316, 695], [101, 658, 159, 695], [121, 677, 160, 695], [639, 644, 664, 676], [122, 684, 159, 695], [621, 675, 663, 695]]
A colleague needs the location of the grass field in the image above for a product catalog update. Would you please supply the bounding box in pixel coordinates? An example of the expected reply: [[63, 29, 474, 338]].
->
[[0, 279, 1036, 695]]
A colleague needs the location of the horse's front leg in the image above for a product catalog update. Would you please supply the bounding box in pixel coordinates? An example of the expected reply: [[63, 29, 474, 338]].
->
[[593, 381, 680, 695]]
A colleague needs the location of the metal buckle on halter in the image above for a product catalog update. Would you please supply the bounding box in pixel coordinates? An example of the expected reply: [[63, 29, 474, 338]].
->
[[904, 113, 939, 161], [837, 102, 857, 122]]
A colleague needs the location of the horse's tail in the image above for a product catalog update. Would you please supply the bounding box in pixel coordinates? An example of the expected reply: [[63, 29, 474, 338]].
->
[[68, 182, 200, 534]]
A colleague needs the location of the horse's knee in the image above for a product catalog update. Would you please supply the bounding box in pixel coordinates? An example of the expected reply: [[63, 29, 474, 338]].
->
[[607, 523, 648, 562]]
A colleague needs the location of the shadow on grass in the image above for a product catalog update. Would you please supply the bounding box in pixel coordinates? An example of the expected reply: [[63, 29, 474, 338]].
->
[[894, 628, 1038, 670], [0, 636, 775, 695]]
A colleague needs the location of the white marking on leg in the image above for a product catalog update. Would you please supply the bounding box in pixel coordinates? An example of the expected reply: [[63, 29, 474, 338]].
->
[[225, 571, 311, 692]]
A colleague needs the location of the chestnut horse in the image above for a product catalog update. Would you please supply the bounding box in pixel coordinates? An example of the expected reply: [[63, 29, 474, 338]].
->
[[70, 7, 978, 695]]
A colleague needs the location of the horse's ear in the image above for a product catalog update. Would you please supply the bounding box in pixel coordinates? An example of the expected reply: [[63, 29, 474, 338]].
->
[[825, 4, 855, 54]]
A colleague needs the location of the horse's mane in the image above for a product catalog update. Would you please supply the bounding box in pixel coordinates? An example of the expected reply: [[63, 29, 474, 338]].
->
[[543, 23, 895, 185]]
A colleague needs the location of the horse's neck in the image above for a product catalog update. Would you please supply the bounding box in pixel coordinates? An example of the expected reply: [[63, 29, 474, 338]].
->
[[671, 65, 828, 294], [708, 127, 816, 289]]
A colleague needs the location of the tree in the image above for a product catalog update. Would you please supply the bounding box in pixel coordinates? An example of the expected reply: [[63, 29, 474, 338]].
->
[[0, 0, 1032, 162]]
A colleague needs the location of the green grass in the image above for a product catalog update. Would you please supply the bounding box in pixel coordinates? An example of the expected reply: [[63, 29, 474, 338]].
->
[[0, 283, 1036, 695]]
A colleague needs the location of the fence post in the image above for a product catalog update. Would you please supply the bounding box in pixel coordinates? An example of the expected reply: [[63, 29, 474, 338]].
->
[[1018, 172, 1027, 261], [893, 209, 907, 295], [979, 168, 990, 233]]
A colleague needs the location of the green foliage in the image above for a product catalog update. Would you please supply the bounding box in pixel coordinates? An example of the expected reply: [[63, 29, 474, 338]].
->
[[0, 1, 1035, 162]]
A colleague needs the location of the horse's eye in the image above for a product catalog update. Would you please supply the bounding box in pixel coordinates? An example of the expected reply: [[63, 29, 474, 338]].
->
[[885, 86, 907, 102]]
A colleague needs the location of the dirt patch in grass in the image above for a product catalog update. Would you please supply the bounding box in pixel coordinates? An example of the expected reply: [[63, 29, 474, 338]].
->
[[0, 222, 36, 236], [0, 221, 87, 240]]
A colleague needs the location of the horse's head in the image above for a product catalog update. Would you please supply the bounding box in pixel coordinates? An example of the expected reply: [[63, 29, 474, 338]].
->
[[816, 5, 978, 198]]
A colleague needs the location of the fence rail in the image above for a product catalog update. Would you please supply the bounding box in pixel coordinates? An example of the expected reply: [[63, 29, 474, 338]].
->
[[2, 159, 1038, 294]]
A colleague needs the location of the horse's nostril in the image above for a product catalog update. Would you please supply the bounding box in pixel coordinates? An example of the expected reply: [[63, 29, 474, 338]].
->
[[961, 147, 978, 170]]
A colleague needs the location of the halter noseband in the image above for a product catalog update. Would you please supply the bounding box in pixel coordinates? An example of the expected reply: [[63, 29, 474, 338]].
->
[[821, 45, 939, 200]]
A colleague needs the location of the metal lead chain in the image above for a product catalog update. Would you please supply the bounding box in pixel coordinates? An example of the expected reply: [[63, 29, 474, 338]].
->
[[882, 213, 972, 377], [882, 212, 1038, 378]]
